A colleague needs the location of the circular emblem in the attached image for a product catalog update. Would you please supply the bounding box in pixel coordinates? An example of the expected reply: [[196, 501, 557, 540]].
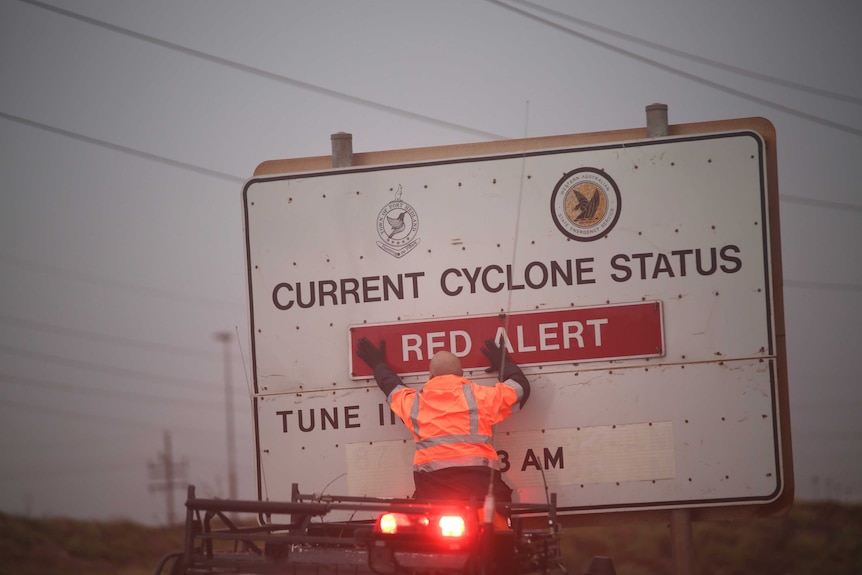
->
[[550, 168, 621, 242], [377, 200, 419, 247]]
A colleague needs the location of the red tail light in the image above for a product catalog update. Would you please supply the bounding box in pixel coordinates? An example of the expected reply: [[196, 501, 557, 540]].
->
[[438, 515, 466, 537], [377, 512, 424, 534], [375, 511, 470, 538]]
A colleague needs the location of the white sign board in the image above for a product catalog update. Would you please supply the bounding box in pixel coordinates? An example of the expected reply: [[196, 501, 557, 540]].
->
[[244, 123, 789, 520]]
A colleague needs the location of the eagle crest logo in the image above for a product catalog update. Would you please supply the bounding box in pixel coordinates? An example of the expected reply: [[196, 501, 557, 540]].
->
[[550, 168, 621, 242]]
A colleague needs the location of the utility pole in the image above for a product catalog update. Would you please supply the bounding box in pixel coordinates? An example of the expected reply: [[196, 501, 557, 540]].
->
[[148, 430, 188, 525], [215, 331, 238, 502]]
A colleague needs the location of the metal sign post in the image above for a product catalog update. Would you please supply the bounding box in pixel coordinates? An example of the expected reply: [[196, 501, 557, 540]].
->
[[646, 104, 694, 575]]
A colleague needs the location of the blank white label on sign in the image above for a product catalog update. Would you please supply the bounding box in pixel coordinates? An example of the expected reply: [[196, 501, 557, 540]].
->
[[344, 423, 675, 498]]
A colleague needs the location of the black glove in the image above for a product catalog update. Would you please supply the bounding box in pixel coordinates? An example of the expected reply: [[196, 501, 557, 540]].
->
[[482, 338, 529, 406], [481, 338, 507, 373], [357, 337, 386, 369]]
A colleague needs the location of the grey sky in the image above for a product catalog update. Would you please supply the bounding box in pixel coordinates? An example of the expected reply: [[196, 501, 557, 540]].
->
[[1, 0, 861, 524]]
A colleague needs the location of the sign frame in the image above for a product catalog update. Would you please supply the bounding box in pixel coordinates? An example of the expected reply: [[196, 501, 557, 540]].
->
[[245, 117, 792, 525]]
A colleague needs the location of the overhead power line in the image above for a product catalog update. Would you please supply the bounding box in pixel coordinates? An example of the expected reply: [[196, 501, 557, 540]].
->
[[9, 0, 861, 178], [6, 114, 859, 219], [0, 397, 254, 442], [780, 194, 862, 213], [0, 429, 139, 450], [0, 342, 226, 394], [784, 280, 862, 293], [0, 313, 227, 360], [0, 251, 245, 312], [0, 398, 216, 435], [0, 453, 144, 482], [2, 314, 195, 355], [511, 0, 862, 105], [0, 449, 243, 483], [6, 2, 859, 228], [1, 372, 226, 410], [0, 111, 245, 183], [488, 0, 862, 138], [17, 0, 507, 141], [793, 431, 862, 441]]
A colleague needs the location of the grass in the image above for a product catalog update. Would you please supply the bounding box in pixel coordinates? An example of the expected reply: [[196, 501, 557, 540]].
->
[[0, 513, 185, 575], [560, 500, 862, 575], [0, 500, 860, 574]]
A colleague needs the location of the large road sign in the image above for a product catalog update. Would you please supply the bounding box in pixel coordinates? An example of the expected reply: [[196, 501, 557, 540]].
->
[[244, 117, 791, 523]]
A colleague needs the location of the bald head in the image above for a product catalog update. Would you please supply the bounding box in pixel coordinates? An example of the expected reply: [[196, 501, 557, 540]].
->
[[429, 351, 463, 378]]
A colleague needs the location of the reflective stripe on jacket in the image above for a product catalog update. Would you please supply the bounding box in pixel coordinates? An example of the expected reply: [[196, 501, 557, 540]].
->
[[387, 373, 524, 472]]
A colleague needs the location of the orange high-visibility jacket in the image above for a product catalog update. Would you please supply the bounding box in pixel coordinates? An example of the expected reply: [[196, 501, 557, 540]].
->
[[386, 373, 526, 472]]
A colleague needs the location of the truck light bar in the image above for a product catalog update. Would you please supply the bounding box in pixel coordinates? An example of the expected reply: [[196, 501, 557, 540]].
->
[[375, 511, 468, 538]]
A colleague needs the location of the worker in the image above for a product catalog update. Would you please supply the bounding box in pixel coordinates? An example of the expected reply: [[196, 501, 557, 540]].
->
[[356, 337, 530, 510]]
